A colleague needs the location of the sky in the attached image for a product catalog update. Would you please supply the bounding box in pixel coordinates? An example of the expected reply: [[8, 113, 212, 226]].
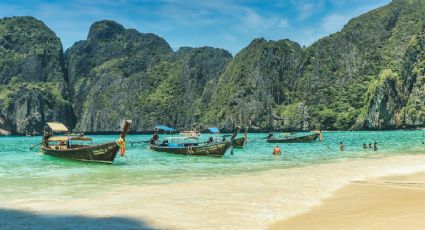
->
[[0, 0, 391, 55]]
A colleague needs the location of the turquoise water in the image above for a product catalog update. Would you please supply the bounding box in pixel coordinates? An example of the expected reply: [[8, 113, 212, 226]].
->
[[1, 131, 424, 200]]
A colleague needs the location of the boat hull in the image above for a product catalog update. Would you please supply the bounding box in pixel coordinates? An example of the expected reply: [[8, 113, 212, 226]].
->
[[232, 137, 246, 148], [150, 142, 230, 156], [41, 142, 119, 163], [267, 133, 319, 143]]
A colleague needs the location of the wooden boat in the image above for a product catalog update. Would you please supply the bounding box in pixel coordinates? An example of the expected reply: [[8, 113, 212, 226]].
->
[[232, 126, 248, 148], [41, 120, 131, 163], [150, 141, 230, 156], [232, 136, 247, 148], [267, 132, 320, 143]]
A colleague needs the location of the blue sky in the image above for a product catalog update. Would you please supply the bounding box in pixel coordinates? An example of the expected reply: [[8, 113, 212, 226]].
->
[[0, 0, 390, 54]]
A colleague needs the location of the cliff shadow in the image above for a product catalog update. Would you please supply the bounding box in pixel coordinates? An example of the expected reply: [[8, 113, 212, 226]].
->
[[0, 208, 158, 230]]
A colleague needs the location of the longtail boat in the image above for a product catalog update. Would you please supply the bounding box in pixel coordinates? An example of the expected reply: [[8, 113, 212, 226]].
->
[[150, 141, 230, 156], [232, 126, 248, 148], [232, 136, 247, 148], [149, 125, 231, 156], [266, 132, 320, 143], [41, 120, 132, 163]]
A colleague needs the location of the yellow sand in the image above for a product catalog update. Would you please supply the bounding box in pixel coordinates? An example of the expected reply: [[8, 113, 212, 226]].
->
[[269, 173, 425, 230], [2, 155, 425, 230]]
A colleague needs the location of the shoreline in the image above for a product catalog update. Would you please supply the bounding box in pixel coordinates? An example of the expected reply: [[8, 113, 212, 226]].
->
[[1, 154, 425, 229], [268, 172, 425, 230]]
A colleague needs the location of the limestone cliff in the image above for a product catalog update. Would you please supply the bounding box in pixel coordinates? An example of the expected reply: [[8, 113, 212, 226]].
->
[[0, 16, 74, 134]]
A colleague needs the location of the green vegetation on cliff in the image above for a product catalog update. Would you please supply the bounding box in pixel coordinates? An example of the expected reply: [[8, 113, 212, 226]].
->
[[65, 20, 231, 132], [203, 38, 304, 131], [1, 0, 425, 134], [203, 0, 425, 131], [0, 16, 74, 134]]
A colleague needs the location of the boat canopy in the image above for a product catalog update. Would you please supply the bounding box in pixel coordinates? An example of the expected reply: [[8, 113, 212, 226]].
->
[[209, 127, 220, 133], [49, 136, 92, 142], [47, 122, 68, 133], [155, 125, 176, 132]]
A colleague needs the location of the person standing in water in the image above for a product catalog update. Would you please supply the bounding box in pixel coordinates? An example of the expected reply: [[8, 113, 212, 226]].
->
[[369, 142, 372, 148], [374, 141, 378, 151], [315, 130, 323, 142], [363, 143, 367, 149], [340, 142, 345, 152], [149, 133, 159, 145], [273, 145, 282, 155]]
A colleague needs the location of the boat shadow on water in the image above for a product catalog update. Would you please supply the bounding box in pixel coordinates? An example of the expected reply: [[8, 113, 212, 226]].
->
[[0, 208, 158, 230]]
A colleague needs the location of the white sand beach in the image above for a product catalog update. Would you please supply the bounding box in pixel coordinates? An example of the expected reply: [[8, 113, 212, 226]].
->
[[1, 154, 425, 229]]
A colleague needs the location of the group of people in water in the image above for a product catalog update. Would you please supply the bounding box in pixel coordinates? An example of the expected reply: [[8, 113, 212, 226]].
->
[[337, 141, 379, 152], [364, 142, 378, 151], [338, 141, 378, 152], [273, 141, 379, 155], [340, 141, 378, 152]]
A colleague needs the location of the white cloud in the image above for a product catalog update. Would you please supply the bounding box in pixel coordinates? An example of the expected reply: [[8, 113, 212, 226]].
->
[[224, 33, 237, 41], [277, 19, 289, 28], [291, 0, 325, 20], [299, 3, 316, 19], [321, 14, 350, 33], [240, 9, 290, 31], [242, 9, 262, 28]]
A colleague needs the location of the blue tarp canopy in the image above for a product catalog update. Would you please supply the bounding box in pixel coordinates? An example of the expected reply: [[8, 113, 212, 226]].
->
[[155, 125, 176, 132], [209, 127, 220, 133]]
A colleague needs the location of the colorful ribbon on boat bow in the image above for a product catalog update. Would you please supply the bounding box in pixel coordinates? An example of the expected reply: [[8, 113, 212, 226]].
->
[[116, 137, 126, 156]]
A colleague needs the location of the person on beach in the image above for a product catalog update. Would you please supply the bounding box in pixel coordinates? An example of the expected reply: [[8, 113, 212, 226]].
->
[[273, 145, 282, 155], [374, 141, 378, 151], [340, 142, 345, 152], [369, 142, 372, 148], [363, 143, 367, 149]]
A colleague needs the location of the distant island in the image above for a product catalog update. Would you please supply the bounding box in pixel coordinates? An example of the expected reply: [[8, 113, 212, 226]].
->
[[0, 0, 424, 135]]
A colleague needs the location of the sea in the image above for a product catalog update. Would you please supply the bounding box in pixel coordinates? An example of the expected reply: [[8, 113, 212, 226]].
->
[[1, 131, 424, 229]]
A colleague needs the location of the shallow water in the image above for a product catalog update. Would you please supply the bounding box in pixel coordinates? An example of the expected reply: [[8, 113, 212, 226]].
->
[[0, 131, 424, 200], [1, 131, 425, 229]]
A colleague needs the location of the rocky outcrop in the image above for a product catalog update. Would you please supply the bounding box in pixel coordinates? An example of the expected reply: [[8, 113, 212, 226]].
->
[[66, 20, 231, 132], [0, 16, 74, 134], [202, 38, 304, 130], [65, 20, 174, 132], [361, 69, 402, 129], [401, 34, 425, 127], [2, 0, 425, 134], [296, 0, 425, 130], [202, 0, 425, 131], [173, 47, 232, 128], [272, 102, 311, 131]]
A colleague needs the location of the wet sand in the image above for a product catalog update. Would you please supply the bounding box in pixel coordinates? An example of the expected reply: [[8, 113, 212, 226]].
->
[[1, 155, 425, 230], [269, 173, 425, 230]]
